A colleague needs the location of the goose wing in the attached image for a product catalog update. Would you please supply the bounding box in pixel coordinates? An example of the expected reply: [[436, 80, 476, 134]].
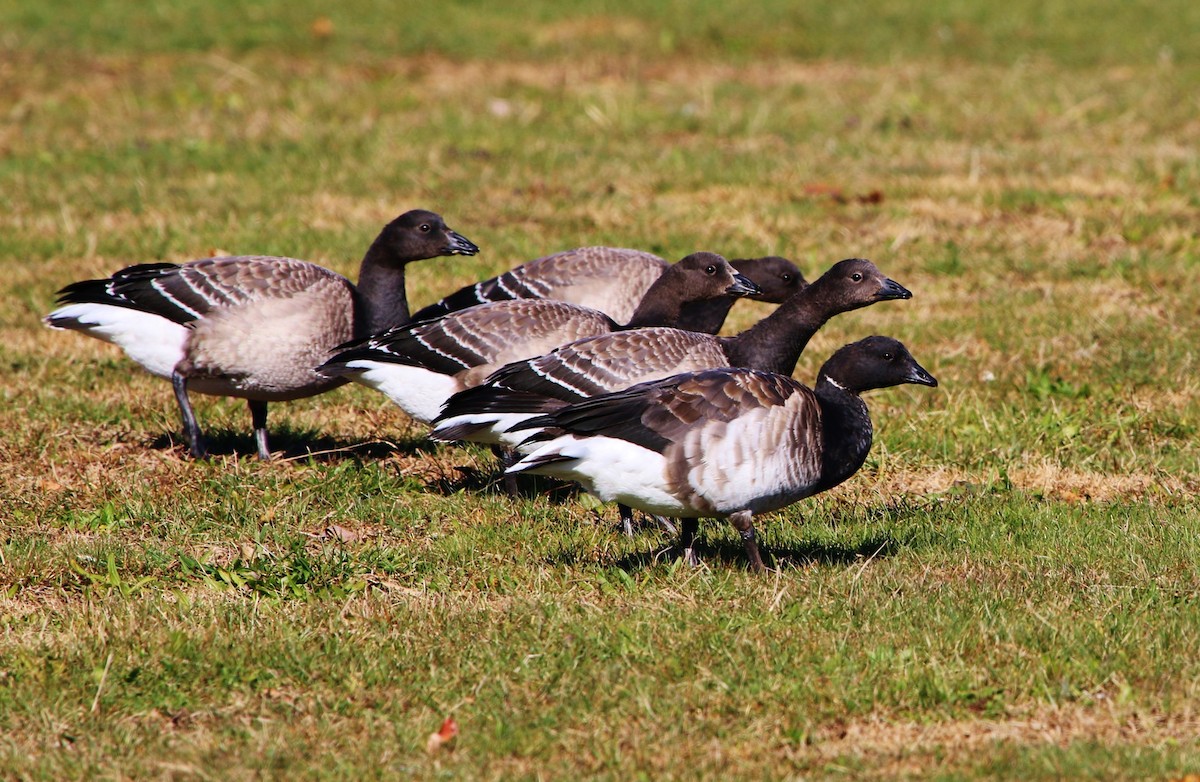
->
[[53, 256, 345, 325], [485, 327, 727, 402], [411, 247, 666, 322], [324, 299, 617, 377]]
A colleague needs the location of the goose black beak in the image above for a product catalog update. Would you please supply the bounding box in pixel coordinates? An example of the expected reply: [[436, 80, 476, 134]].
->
[[726, 272, 762, 298], [445, 230, 480, 256], [877, 278, 912, 300], [905, 360, 938, 388]]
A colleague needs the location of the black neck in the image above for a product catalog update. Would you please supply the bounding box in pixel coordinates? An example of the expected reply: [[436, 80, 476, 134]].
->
[[670, 298, 735, 335], [814, 376, 873, 492], [621, 268, 701, 329], [354, 238, 411, 335], [718, 280, 845, 374]]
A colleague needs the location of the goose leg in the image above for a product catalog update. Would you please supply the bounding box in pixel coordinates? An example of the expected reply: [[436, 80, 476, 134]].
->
[[490, 445, 520, 496], [728, 510, 766, 573], [679, 517, 701, 567], [617, 505, 678, 538], [248, 400, 271, 460], [171, 370, 207, 459], [618, 504, 635, 538]]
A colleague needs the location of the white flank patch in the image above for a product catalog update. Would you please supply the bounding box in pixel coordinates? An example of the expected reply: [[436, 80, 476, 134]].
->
[[509, 435, 685, 516], [343, 361, 461, 424], [430, 412, 537, 445], [46, 303, 188, 379]]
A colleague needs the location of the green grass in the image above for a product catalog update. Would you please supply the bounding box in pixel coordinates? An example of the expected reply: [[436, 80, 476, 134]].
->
[[6, 0, 1199, 66], [3, 1, 1200, 778]]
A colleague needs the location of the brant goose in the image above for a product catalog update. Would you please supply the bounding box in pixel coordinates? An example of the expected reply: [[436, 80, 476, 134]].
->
[[410, 246, 805, 328], [506, 336, 938, 572], [432, 258, 909, 450], [317, 252, 760, 424], [44, 209, 478, 460]]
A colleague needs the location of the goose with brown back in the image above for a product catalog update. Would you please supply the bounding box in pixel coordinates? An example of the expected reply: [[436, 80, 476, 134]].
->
[[44, 209, 478, 459], [506, 336, 938, 572]]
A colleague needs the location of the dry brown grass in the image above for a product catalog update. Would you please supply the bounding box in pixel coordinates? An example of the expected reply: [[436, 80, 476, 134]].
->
[[801, 705, 1199, 778]]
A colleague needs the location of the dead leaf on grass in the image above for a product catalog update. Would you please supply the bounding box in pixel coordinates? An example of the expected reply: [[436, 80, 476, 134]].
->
[[323, 524, 361, 542], [311, 17, 335, 40], [426, 717, 459, 753]]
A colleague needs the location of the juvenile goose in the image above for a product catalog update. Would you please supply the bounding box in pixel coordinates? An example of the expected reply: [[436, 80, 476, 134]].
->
[[506, 336, 938, 572], [432, 258, 910, 449], [317, 252, 760, 424], [44, 209, 478, 459], [409, 247, 805, 327]]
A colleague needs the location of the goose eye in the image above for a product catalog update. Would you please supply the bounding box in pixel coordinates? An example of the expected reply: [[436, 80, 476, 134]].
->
[[705, 265, 717, 275], [882, 352, 894, 361], [851, 272, 863, 282], [781, 273, 793, 282], [419, 223, 432, 233]]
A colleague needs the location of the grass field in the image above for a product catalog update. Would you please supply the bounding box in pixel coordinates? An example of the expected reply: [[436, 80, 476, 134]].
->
[[2, 1, 1199, 778]]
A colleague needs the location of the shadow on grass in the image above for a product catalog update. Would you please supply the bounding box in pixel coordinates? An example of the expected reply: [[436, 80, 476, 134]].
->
[[546, 501, 928, 573], [425, 460, 581, 503], [598, 534, 904, 573], [148, 425, 430, 464]]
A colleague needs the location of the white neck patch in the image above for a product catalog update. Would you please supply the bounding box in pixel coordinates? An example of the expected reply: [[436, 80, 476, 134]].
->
[[823, 377, 847, 392]]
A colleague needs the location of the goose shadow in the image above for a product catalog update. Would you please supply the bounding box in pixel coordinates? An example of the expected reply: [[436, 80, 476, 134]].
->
[[148, 425, 433, 464], [598, 533, 903, 573], [422, 458, 583, 502], [543, 500, 930, 572]]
